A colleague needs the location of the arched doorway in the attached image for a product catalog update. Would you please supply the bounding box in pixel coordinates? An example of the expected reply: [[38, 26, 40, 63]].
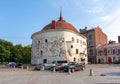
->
[[98, 59, 101, 63]]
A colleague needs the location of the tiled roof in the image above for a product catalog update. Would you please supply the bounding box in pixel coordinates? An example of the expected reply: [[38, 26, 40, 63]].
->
[[42, 11, 78, 33]]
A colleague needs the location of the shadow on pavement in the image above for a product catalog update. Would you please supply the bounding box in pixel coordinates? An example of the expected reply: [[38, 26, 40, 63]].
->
[[96, 83, 120, 84], [104, 72, 120, 76]]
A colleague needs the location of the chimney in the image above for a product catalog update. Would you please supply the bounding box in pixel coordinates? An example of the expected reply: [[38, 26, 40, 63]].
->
[[118, 36, 120, 43], [52, 20, 56, 29]]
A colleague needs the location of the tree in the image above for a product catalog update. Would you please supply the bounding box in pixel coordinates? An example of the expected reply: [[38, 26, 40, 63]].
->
[[0, 45, 10, 63], [0, 39, 13, 63], [0, 38, 31, 64], [21, 45, 31, 64], [12, 44, 23, 62]]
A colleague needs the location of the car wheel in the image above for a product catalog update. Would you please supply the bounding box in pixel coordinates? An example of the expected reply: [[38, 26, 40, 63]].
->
[[81, 67, 85, 71]]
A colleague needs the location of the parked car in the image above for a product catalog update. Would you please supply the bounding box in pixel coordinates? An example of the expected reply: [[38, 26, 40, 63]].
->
[[34, 63, 55, 71], [51, 64, 63, 71], [6, 62, 22, 68], [34, 63, 44, 70], [113, 60, 120, 64], [52, 60, 68, 65], [51, 60, 68, 71], [63, 62, 85, 72]]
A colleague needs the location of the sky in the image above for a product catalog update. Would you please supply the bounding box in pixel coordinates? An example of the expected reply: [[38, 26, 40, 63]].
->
[[0, 0, 120, 46]]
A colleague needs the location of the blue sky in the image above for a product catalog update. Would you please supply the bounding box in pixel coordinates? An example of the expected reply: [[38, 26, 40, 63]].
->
[[0, 0, 120, 46]]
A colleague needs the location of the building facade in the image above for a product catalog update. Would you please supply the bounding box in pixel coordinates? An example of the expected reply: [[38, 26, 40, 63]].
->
[[97, 37, 120, 64], [31, 12, 87, 65], [80, 27, 107, 63]]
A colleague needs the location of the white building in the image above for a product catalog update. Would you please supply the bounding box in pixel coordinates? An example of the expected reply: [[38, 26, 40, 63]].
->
[[31, 11, 87, 64]]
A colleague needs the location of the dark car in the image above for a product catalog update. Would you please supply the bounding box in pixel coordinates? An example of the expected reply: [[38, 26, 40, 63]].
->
[[63, 62, 85, 72], [6, 62, 22, 68], [34, 64, 44, 70], [113, 60, 120, 64]]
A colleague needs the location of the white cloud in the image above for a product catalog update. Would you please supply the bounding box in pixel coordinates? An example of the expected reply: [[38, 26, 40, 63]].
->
[[102, 8, 120, 42], [88, 7, 103, 13], [100, 15, 111, 22]]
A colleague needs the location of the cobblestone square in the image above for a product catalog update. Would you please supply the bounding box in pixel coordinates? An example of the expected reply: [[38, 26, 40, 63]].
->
[[0, 64, 120, 84]]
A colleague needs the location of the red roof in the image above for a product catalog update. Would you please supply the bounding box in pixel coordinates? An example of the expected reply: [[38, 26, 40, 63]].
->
[[42, 11, 78, 33]]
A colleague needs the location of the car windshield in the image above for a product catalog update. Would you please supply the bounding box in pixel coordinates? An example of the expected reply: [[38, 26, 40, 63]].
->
[[52, 60, 67, 64], [69, 62, 76, 65]]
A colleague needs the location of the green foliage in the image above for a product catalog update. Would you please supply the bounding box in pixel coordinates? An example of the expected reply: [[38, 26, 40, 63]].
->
[[0, 39, 31, 64]]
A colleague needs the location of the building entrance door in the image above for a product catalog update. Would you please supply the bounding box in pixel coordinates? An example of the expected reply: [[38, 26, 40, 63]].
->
[[108, 57, 112, 64]]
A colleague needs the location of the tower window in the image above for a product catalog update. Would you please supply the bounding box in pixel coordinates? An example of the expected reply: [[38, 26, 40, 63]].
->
[[71, 45, 73, 48], [72, 37, 74, 41], [76, 49, 79, 54], [80, 40, 82, 44], [38, 40, 40, 44], [41, 50, 43, 56], [74, 58, 76, 62], [45, 39, 48, 43], [77, 39, 79, 43]]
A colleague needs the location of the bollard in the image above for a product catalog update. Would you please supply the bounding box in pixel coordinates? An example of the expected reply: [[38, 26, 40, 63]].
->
[[41, 66, 45, 71], [27, 66, 29, 70], [68, 68, 71, 75], [53, 67, 56, 72], [13, 65, 15, 68], [21, 66, 23, 69], [89, 69, 94, 76]]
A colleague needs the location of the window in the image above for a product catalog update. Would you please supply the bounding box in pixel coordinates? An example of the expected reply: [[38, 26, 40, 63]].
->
[[71, 45, 73, 48], [80, 40, 82, 44], [43, 59, 47, 63], [89, 49, 93, 56], [83, 41, 86, 45], [77, 39, 79, 43], [118, 49, 120, 55], [83, 51, 85, 54], [88, 35, 92, 40], [38, 40, 40, 44], [41, 50, 43, 56], [113, 49, 115, 55], [72, 37, 74, 41], [76, 49, 79, 54], [89, 41, 93, 46], [74, 57, 76, 62], [108, 50, 110, 54], [45, 39, 48, 43]]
